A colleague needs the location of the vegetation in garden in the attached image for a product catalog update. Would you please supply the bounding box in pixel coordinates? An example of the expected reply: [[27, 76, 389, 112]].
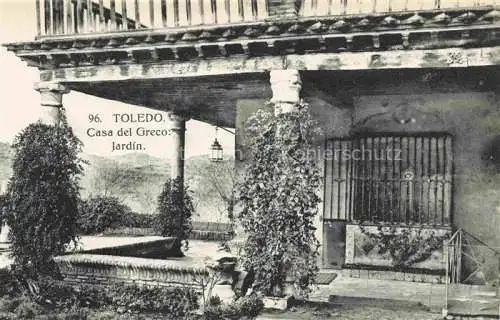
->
[[237, 102, 322, 298], [0, 271, 200, 319], [0, 193, 8, 226], [358, 225, 449, 268], [155, 177, 194, 256], [203, 294, 264, 320], [77, 196, 136, 235], [4, 118, 84, 278]]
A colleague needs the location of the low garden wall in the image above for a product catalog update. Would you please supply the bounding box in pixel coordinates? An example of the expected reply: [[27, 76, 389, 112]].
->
[[344, 224, 452, 283], [54, 253, 209, 288], [101, 222, 233, 241]]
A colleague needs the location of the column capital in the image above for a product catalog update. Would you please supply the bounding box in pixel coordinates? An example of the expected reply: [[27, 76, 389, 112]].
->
[[270, 70, 302, 114], [167, 112, 190, 131], [34, 82, 70, 107]]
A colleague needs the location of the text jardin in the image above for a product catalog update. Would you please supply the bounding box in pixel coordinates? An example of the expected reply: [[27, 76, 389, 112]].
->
[[112, 140, 144, 151]]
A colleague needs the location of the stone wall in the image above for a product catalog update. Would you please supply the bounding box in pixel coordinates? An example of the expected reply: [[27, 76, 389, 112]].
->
[[54, 253, 208, 288]]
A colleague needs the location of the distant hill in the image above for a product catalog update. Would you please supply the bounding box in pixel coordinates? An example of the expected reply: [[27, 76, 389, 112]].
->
[[80, 152, 171, 215], [81, 152, 233, 222], [0, 142, 12, 185], [0, 142, 232, 222]]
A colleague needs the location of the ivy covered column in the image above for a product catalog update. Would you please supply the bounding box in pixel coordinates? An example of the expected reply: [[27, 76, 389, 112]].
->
[[34, 82, 70, 125], [270, 69, 302, 115], [168, 112, 188, 188], [1, 83, 70, 255], [269, 68, 324, 268]]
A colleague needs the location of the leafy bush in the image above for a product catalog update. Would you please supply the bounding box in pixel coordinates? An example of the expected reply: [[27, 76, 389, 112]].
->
[[78, 197, 131, 235], [202, 295, 264, 320], [233, 295, 264, 318], [0, 273, 199, 318], [13, 299, 40, 319], [238, 102, 322, 297], [6, 121, 83, 278], [111, 285, 198, 316], [0, 272, 19, 298], [155, 177, 194, 255], [0, 296, 26, 313], [120, 212, 155, 229], [34, 279, 199, 317], [0, 194, 9, 226]]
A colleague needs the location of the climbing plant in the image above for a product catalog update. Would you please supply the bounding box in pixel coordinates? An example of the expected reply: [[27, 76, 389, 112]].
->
[[6, 115, 84, 278], [237, 101, 322, 297], [358, 225, 449, 268], [155, 177, 194, 256]]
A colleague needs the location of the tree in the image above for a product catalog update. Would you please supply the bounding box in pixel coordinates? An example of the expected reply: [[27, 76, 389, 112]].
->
[[187, 157, 235, 223], [237, 101, 322, 298], [82, 157, 168, 214], [78, 196, 132, 235], [6, 118, 83, 278], [155, 177, 194, 257]]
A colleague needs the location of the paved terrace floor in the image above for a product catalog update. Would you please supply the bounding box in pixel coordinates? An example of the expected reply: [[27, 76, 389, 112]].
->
[[310, 273, 446, 312], [3, 237, 497, 317], [0, 236, 222, 270], [78, 236, 221, 258]]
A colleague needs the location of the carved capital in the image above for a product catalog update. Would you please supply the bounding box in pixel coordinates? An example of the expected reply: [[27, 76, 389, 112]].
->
[[34, 82, 70, 107], [270, 69, 302, 114], [34, 82, 69, 125], [167, 112, 189, 131]]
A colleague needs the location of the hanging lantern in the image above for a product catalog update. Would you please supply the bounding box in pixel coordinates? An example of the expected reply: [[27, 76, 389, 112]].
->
[[209, 127, 224, 162]]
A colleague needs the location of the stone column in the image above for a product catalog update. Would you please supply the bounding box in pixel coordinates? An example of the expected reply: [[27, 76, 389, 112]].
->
[[34, 82, 70, 125], [168, 112, 188, 187], [269, 69, 302, 115], [269, 69, 324, 267]]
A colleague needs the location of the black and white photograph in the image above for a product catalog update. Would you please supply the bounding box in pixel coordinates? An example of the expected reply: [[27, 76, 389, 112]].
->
[[0, 0, 499, 319]]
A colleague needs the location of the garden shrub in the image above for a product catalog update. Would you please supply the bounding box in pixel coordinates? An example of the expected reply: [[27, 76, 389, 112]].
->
[[155, 177, 194, 255], [77, 197, 131, 235], [13, 299, 40, 319], [0, 274, 199, 318], [0, 194, 9, 226], [202, 295, 264, 320], [0, 271, 20, 299], [120, 212, 155, 229], [6, 120, 83, 278], [238, 102, 322, 297], [233, 295, 264, 318], [34, 279, 199, 317], [0, 296, 25, 313], [109, 284, 198, 316]]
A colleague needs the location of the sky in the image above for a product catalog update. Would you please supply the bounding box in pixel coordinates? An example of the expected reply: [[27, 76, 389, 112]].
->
[[0, 0, 235, 159]]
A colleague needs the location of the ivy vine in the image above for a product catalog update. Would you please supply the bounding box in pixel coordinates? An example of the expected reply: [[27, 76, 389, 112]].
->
[[358, 224, 449, 269], [237, 101, 322, 298]]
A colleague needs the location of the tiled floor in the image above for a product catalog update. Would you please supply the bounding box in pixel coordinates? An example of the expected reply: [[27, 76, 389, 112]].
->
[[309, 273, 446, 311]]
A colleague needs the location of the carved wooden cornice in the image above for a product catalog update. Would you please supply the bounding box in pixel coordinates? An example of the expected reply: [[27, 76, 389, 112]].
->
[[4, 7, 500, 71]]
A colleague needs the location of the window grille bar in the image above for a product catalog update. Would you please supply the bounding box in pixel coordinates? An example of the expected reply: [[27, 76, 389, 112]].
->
[[344, 140, 351, 221], [427, 136, 432, 223], [337, 140, 342, 219], [330, 140, 335, 219]]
